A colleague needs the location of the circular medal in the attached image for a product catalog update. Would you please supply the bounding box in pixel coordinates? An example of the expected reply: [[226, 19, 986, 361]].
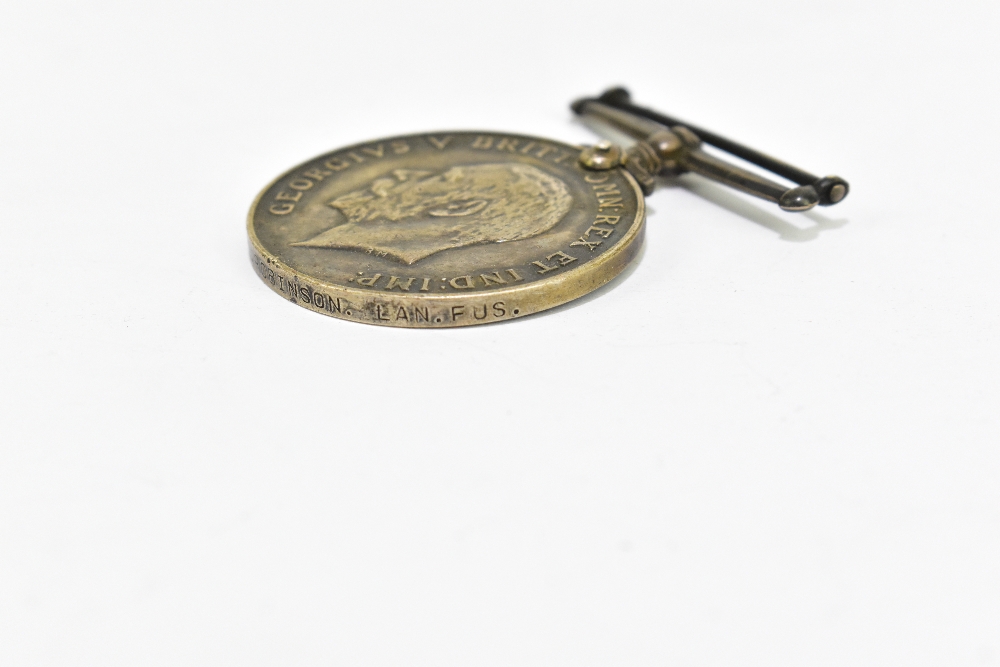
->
[[247, 89, 849, 328], [248, 131, 645, 327]]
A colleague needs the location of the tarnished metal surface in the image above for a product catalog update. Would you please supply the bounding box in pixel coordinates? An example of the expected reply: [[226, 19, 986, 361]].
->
[[248, 132, 645, 328]]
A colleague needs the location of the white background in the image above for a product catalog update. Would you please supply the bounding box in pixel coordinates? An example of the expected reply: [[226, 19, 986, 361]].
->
[[1, 0, 998, 665]]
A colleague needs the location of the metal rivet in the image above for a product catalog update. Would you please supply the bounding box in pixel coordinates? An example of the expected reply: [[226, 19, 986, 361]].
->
[[578, 142, 622, 170]]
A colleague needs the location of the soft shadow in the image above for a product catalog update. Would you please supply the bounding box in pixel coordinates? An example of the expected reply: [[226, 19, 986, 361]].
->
[[674, 175, 848, 242]]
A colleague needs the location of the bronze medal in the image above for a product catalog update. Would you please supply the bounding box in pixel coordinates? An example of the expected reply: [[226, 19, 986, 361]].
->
[[248, 88, 848, 327]]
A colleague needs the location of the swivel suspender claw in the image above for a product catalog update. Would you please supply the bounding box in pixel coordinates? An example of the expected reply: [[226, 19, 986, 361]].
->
[[573, 87, 849, 212]]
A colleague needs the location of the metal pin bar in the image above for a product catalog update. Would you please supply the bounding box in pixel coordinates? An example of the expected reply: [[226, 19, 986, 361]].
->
[[572, 88, 849, 210]]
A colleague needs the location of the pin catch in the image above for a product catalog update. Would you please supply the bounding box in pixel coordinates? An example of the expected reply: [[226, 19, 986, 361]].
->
[[573, 87, 848, 211]]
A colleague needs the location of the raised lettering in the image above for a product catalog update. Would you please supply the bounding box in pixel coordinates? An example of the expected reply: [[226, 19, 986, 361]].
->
[[449, 275, 474, 289], [384, 276, 415, 291], [356, 273, 382, 287], [570, 237, 602, 251], [471, 136, 493, 149], [595, 215, 621, 225], [585, 225, 614, 239], [269, 203, 294, 215], [391, 141, 410, 154], [325, 158, 351, 171], [532, 259, 559, 274], [506, 269, 525, 282], [495, 138, 518, 152], [420, 278, 431, 292], [362, 144, 385, 158], [549, 251, 578, 266], [275, 191, 302, 202], [428, 136, 453, 150], [303, 168, 332, 181], [480, 272, 507, 286], [584, 173, 609, 183], [289, 178, 313, 191]]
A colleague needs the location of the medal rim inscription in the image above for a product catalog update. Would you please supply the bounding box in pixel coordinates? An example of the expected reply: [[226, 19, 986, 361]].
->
[[247, 131, 646, 328]]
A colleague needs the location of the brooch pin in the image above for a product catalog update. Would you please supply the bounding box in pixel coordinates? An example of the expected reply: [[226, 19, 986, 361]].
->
[[247, 87, 848, 327]]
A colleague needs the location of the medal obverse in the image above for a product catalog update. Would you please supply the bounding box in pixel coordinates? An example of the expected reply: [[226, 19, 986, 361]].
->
[[248, 132, 645, 328], [248, 88, 848, 328]]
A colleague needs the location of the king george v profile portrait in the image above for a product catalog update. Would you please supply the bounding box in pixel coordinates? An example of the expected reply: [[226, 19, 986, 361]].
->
[[292, 163, 572, 264]]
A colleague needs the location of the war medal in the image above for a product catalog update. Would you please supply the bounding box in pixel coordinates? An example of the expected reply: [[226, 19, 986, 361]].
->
[[247, 88, 848, 328]]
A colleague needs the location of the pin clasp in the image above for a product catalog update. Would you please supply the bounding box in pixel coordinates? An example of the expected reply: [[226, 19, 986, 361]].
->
[[574, 87, 849, 212]]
